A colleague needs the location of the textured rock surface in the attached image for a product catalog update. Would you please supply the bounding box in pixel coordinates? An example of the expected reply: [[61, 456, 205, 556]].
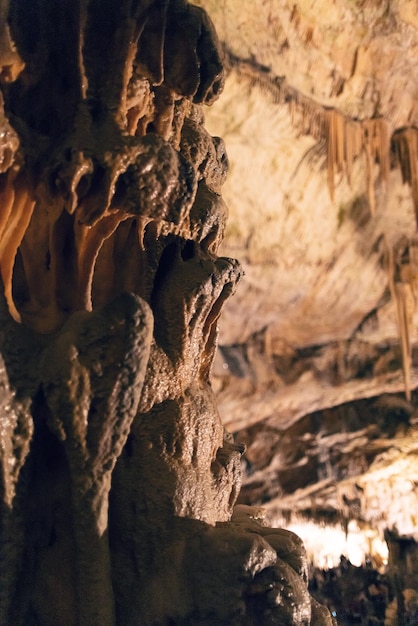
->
[[0, 1, 333, 625], [189, 3, 418, 615]]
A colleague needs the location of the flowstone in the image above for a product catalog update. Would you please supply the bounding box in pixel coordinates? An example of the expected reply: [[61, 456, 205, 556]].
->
[[0, 1, 335, 624]]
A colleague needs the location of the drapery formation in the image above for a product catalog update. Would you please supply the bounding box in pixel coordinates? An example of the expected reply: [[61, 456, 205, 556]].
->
[[224, 50, 418, 403], [0, 1, 334, 624], [225, 51, 418, 222]]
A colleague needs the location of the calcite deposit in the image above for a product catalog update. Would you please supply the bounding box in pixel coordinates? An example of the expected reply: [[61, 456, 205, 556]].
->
[[0, 1, 334, 625], [191, 1, 418, 621]]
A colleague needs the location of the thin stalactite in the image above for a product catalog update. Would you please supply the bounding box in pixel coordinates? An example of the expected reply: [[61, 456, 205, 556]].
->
[[222, 48, 415, 220], [393, 127, 418, 227], [223, 47, 418, 402]]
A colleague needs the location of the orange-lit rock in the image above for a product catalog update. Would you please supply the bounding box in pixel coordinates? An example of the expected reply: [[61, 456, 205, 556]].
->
[[0, 1, 334, 625]]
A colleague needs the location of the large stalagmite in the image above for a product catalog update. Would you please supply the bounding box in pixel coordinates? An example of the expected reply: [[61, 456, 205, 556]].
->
[[0, 1, 333, 625]]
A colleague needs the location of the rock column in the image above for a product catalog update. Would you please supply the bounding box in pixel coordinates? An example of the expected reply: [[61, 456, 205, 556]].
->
[[0, 1, 334, 624]]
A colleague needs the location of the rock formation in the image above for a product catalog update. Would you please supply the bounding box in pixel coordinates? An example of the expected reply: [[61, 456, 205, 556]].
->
[[188, 1, 418, 622], [0, 1, 334, 624]]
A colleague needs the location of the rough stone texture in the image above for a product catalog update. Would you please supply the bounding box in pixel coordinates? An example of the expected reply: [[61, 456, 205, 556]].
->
[[191, 1, 418, 589], [0, 1, 334, 625]]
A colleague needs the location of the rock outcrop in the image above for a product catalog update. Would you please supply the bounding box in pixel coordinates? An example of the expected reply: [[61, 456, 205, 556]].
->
[[0, 1, 333, 624]]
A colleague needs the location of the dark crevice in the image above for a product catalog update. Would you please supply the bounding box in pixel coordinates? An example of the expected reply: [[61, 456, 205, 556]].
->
[[180, 239, 195, 261], [150, 241, 178, 307]]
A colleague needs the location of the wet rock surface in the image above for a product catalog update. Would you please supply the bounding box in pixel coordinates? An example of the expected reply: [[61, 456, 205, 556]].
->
[[0, 1, 334, 624]]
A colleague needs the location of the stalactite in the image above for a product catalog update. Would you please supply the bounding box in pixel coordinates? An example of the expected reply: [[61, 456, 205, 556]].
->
[[0, 3, 336, 625], [385, 238, 417, 402], [0, 175, 35, 322], [395, 282, 413, 402], [224, 49, 403, 216], [224, 48, 418, 404], [392, 127, 418, 227]]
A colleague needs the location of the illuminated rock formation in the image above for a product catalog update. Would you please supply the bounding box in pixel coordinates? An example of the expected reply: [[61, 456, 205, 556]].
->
[[0, 1, 334, 624], [196, 0, 418, 577]]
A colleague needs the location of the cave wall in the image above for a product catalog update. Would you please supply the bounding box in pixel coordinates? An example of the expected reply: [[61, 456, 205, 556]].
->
[[191, 0, 418, 571], [0, 1, 335, 625]]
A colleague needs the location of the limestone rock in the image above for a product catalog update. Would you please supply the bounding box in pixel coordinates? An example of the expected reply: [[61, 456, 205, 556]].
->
[[189, 0, 418, 577], [0, 1, 334, 624]]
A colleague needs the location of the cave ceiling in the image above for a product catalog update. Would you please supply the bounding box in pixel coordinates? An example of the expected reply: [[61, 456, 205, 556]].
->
[[195, 0, 418, 561]]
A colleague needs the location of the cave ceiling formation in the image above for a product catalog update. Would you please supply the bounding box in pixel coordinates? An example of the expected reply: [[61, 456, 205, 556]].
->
[[0, 0, 416, 623], [196, 0, 418, 565], [0, 1, 338, 624]]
